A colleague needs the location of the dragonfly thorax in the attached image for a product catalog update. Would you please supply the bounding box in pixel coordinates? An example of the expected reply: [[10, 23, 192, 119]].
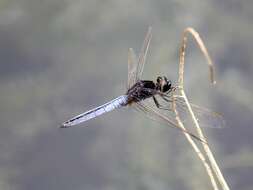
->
[[125, 76, 173, 104]]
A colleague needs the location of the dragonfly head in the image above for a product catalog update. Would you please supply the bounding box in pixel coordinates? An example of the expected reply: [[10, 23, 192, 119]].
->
[[156, 76, 172, 93]]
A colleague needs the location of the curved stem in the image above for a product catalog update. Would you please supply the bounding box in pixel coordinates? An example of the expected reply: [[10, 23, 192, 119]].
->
[[175, 27, 230, 190], [178, 27, 216, 88], [172, 94, 219, 190]]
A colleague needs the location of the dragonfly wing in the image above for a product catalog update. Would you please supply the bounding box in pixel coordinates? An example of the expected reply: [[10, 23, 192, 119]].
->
[[159, 94, 226, 128], [128, 48, 138, 89], [133, 100, 204, 142], [127, 27, 152, 89], [61, 95, 127, 128], [136, 26, 152, 81], [176, 98, 226, 128]]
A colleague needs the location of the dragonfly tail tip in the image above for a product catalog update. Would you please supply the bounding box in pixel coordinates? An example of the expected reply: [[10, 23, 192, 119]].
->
[[60, 123, 71, 129]]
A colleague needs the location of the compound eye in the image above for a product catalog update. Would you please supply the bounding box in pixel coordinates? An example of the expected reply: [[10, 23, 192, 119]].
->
[[168, 80, 171, 86], [163, 81, 172, 92], [157, 76, 162, 83]]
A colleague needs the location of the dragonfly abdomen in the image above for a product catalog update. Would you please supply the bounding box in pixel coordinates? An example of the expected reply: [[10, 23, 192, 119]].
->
[[61, 95, 128, 128]]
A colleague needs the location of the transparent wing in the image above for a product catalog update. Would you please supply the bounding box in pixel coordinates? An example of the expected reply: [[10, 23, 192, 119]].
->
[[131, 85, 225, 129], [173, 96, 226, 128], [155, 92, 226, 129], [127, 27, 152, 89], [133, 101, 204, 142], [128, 48, 138, 89], [136, 26, 152, 81]]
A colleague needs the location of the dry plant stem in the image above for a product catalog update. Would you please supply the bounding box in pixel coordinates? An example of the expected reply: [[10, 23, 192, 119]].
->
[[172, 95, 219, 190], [178, 28, 216, 86], [177, 27, 230, 190]]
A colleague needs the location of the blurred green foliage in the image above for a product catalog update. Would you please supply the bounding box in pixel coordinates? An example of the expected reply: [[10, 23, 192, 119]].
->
[[0, 0, 253, 190]]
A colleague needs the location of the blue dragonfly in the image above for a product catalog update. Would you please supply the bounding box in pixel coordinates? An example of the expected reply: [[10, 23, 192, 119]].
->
[[61, 27, 224, 141]]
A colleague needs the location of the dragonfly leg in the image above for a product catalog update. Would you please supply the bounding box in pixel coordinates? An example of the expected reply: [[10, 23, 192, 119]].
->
[[163, 86, 176, 95], [152, 96, 172, 111], [160, 95, 172, 102], [159, 92, 183, 103], [159, 94, 189, 113], [157, 90, 173, 98]]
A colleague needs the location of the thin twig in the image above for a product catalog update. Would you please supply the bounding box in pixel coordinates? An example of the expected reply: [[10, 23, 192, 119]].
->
[[172, 94, 219, 190], [178, 28, 216, 88], [174, 27, 230, 190]]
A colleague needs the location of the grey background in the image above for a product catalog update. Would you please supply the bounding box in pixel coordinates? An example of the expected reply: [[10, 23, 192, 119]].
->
[[0, 0, 252, 190]]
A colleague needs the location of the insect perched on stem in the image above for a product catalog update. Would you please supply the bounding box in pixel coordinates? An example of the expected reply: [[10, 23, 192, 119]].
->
[[61, 27, 224, 143]]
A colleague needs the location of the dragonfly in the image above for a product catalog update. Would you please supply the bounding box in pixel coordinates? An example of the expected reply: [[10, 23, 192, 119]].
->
[[61, 27, 224, 141]]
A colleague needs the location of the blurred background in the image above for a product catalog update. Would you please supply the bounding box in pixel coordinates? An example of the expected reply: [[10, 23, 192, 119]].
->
[[1, 0, 253, 189]]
